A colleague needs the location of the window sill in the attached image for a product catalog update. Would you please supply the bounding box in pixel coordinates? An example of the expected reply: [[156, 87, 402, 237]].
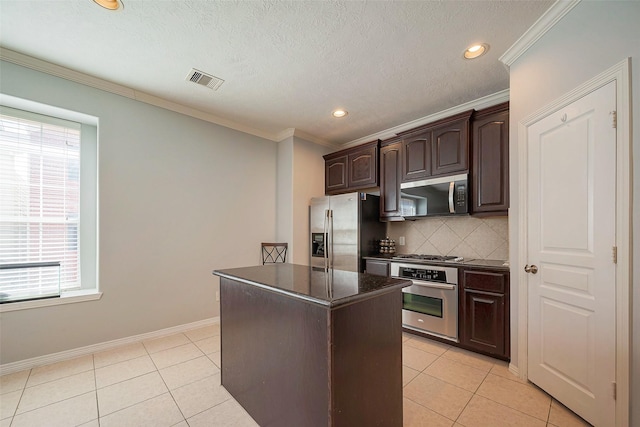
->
[[0, 289, 102, 313]]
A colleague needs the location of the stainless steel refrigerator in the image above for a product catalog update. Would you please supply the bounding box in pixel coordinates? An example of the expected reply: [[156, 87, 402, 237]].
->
[[310, 192, 385, 273]]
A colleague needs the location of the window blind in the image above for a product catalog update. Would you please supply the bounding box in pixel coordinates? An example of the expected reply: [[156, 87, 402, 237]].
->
[[0, 106, 81, 303]]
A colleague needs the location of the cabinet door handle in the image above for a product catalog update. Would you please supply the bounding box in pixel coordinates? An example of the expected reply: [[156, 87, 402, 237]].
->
[[524, 264, 538, 274]]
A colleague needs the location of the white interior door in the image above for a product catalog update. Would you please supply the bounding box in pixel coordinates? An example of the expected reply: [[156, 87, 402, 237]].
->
[[526, 81, 617, 426]]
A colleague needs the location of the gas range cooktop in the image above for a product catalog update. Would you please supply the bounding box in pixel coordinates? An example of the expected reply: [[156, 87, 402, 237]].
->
[[392, 254, 464, 263]]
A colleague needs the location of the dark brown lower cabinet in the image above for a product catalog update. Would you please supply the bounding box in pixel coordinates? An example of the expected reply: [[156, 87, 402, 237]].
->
[[460, 269, 510, 360], [220, 277, 403, 427], [365, 258, 390, 276]]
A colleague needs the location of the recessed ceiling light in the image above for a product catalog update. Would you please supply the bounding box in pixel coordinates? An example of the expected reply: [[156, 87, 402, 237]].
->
[[93, 0, 122, 10], [464, 43, 489, 59], [332, 110, 348, 118]]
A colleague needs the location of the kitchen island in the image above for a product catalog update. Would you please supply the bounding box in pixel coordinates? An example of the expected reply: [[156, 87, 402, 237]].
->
[[212, 263, 411, 427]]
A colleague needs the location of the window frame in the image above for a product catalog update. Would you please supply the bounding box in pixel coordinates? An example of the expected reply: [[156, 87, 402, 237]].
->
[[0, 94, 99, 310]]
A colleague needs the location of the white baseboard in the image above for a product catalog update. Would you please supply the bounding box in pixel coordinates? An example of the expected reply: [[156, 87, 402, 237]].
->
[[0, 317, 220, 375], [508, 362, 521, 379]]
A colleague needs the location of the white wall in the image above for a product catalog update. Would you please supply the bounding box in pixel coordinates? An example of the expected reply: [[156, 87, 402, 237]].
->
[[0, 60, 278, 364], [276, 136, 294, 253], [292, 137, 330, 264], [507, 1, 639, 421], [275, 135, 329, 265]]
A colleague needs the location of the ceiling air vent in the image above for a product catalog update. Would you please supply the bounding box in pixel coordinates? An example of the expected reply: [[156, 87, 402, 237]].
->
[[185, 68, 224, 91]]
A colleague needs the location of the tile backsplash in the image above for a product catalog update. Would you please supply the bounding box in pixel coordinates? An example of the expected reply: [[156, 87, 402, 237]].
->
[[386, 216, 509, 261]]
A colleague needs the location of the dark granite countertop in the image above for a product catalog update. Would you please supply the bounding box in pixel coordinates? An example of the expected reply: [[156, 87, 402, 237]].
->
[[213, 263, 412, 308], [462, 259, 510, 270], [363, 255, 510, 271]]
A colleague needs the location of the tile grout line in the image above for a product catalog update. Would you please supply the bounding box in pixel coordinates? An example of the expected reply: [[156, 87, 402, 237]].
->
[[93, 343, 148, 369], [450, 352, 492, 426], [546, 397, 553, 426], [99, 391, 179, 423], [179, 395, 235, 425], [6, 371, 28, 427], [14, 367, 95, 391], [8, 391, 98, 423], [9, 368, 31, 422], [139, 339, 183, 424], [177, 329, 235, 423], [454, 363, 495, 425], [402, 394, 460, 424], [92, 353, 101, 427]]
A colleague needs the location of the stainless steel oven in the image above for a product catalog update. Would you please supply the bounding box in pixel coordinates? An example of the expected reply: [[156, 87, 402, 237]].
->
[[390, 262, 458, 342]]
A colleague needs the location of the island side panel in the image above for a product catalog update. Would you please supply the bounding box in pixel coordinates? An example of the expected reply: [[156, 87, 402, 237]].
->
[[220, 277, 330, 427], [330, 290, 403, 427]]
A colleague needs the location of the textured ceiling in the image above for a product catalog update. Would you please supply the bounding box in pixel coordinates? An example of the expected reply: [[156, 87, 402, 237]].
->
[[0, 0, 553, 146]]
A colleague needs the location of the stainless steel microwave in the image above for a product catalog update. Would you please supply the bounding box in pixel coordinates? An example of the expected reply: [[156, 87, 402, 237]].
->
[[399, 173, 468, 218]]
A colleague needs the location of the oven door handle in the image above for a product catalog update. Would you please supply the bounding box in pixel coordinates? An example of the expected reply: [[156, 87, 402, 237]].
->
[[408, 280, 456, 291]]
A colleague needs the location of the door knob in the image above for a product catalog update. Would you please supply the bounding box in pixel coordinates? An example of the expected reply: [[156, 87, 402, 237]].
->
[[524, 264, 538, 274]]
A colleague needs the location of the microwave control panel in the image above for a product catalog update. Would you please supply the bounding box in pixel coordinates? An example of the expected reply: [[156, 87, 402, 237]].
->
[[455, 184, 467, 211]]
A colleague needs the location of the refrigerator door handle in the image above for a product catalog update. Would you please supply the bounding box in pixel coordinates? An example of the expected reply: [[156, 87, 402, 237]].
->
[[323, 209, 329, 271], [329, 209, 334, 269]]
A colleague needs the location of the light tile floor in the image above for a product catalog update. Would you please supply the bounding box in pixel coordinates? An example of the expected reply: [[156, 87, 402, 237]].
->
[[1, 327, 593, 426]]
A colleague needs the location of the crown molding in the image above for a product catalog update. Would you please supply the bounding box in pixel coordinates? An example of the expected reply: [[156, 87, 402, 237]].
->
[[499, 0, 581, 68], [340, 89, 510, 150], [294, 129, 336, 148], [292, 129, 331, 147], [0, 47, 283, 142], [0, 47, 135, 98], [274, 127, 296, 142], [273, 128, 335, 148]]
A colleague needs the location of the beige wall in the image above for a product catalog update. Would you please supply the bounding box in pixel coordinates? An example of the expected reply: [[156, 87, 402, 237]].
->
[[507, 1, 638, 421], [0, 60, 278, 364], [386, 216, 508, 260]]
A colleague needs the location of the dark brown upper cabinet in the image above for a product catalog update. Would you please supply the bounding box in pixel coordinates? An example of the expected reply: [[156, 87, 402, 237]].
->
[[396, 110, 473, 182], [324, 140, 378, 195], [379, 139, 402, 218], [471, 102, 509, 215], [325, 154, 348, 194], [430, 112, 472, 176], [401, 133, 431, 182], [348, 145, 377, 189]]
